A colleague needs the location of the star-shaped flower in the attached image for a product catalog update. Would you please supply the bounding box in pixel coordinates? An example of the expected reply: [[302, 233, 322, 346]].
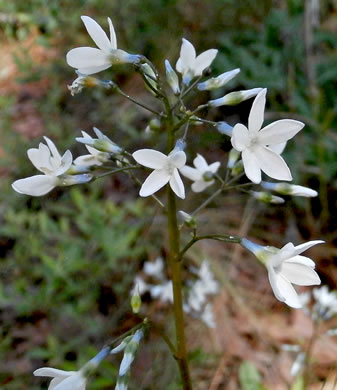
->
[[74, 131, 111, 167], [12, 137, 72, 196], [132, 149, 186, 199], [231, 89, 304, 183], [180, 154, 220, 192], [66, 16, 140, 75], [34, 367, 86, 390], [241, 239, 323, 308], [176, 38, 218, 85]]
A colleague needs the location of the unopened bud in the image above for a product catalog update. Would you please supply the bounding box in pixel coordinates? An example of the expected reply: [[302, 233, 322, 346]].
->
[[197, 68, 240, 91], [140, 63, 158, 94], [231, 160, 243, 176], [68, 73, 112, 96], [208, 88, 263, 107], [251, 191, 285, 204], [131, 287, 142, 314], [178, 210, 196, 229], [217, 121, 233, 136], [261, 181, 318, 197], [227, 149, 240, 168], [165, 60, 180, 95]]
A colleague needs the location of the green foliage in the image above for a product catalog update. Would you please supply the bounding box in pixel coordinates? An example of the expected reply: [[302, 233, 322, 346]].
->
[[239, 361, 267, 390]]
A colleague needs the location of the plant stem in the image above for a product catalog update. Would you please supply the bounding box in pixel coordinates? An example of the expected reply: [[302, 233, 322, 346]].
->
[[166, 116, 192, 390]]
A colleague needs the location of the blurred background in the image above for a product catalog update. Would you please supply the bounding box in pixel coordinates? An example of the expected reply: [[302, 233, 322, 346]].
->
[[0, 0, 336, 388]]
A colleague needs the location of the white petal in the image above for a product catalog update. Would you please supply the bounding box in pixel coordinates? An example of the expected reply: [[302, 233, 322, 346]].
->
[[81, 16, 112, 52], [292, 240, 324, 256], [33, 368, 75, 378], [285, 255, 315, 268], [248, 88, 267, 134], [193, 49, 218, 76], [44, 137, 62, 162], [289, 185, 318, 197], [107, 17, 117, 49], [139, 169, 170, 197], [208, 161, 220, 173], [193, 154, 208, 171], [119, 352, 134, 376], [77, 63, 112, 75], [231, 124, 249, 151], [281, 263, 321, 286], [49, 377, 66, 390], [27, 144, 50, 172], [179, 166, 201, 181], [268, 265, 286, 302], [66, 47, 111, 70], [269, 142, 286, 155], [275, 274, 302, 308], [12, 175, 58, 196], [53, 373, 86, 390], [191, 180, 212, 192], [168, 151, 186, 169], [257, 119, 304, 145], [74, 155, 101, 166], [133, 149, 167, 169], [176, 38, 196, 72], [241, 149, 261, 183], [169, 169, 185, 199], [253, 146, 292, 181], [54, 150, 73, 176]]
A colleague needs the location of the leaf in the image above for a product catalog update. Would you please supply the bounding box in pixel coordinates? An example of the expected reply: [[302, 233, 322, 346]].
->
[[239, 361, 266, 390]]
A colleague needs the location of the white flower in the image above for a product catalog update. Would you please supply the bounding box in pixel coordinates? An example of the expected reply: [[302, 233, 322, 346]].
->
[[313, 285, 337, 319], [176, 38, 218, 85], [200, 303, 216, 328], [197, 68, 240, 91], [241, 239, 323, 308], [34, 368, 86, 390], [74, 131, 111, 167], [231, 89, 304, 184], [12, 137, 73, 196], [132, 149, 186, 199], [76, 127, 122, 154], [143, 257, 164, 278], [66, 16, 140, 75], [150, 281, 173, 303], [290, 352, 306, 377], [180, 154, 220, 192]]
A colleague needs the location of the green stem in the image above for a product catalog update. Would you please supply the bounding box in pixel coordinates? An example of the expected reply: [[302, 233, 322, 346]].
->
[[167, 118, 192, 390]]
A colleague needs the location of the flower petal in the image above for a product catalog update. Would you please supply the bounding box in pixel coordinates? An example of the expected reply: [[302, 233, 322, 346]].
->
[[292, 240, 324, 256], [253, 146, 292, 181], [12, 175, 58, 196], [241, 149, 261, 183], [27, 144, 51, 172], [81, 16, 112, 52], [33, 368, 75, 378], [44, 137, 61, 162], [191, 180, 212, 192], [281, 263, 321, 286], [107, 17, 117, 49], [168, 150, 186, 169], [77, 63, 112, 75], [285, 255, 315, 268], [268, 142, 286, 155], [139, 169, 170, 197], [133, 149, 167, 169], [53, 373, 86, 390], [231, 124, 249, 151], [49, 377, 66, 390], [54, 150, 73, 176], [248, 88, 267, 134], [74, 155, 101, 166], [193, 154, 208, 171], [258, 119, 304, 145], [208, 161, 220, 173], [268, 265, 286, 302], [66, 47, 111, 70], [275, 274, 302, 308], [176, 38, 196, 72], [169, 169, 185, 199], [179, 166, 201, 181], [193, 49, 218, 76]]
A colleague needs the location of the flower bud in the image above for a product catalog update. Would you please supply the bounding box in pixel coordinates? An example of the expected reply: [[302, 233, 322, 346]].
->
[[227, 149, 240, 168], [178, 210, 196, 229], [208, 88, 263, 107], [231, 160, 244, 176], [251, 191, 285, 204], [197, 68, 240, 91], [217, 121, 233, 136], [145, 118, 161, 134], [140, 63, 158, 94], [165, 59, 180, 94], [68, 72, 113, 96], [131, 287, 142, 314], [59, 174, 93, 186], [76, 127, 123, 154], [261, 181, 318, 197]]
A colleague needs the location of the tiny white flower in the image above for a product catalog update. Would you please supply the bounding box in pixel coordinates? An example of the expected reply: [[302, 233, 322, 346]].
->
[[76, 127, 122, 154], [67, 72, 110, 96], [74, 131, 111, 167], [261, 181, 318, 197], [313, 285, 337, 319], [200, 303, 216, 328], [132, 276, 149, 296], [180, 154, 220, 192], [176, 38, 218, 85], [290, 352, 306, 377], [67, 16, 140, 75], [143, 257, 164, 278], [241, 239, 323, 308], [165, 59, 180, 94], [132, 149, 186, 199], [12, 137, 73, 196], [197, 68, 240, 91], [150, 281, 173, 303], [34, 368, 86, 390], [250, 191, 285, 204], [231, 89, 304, 184]]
